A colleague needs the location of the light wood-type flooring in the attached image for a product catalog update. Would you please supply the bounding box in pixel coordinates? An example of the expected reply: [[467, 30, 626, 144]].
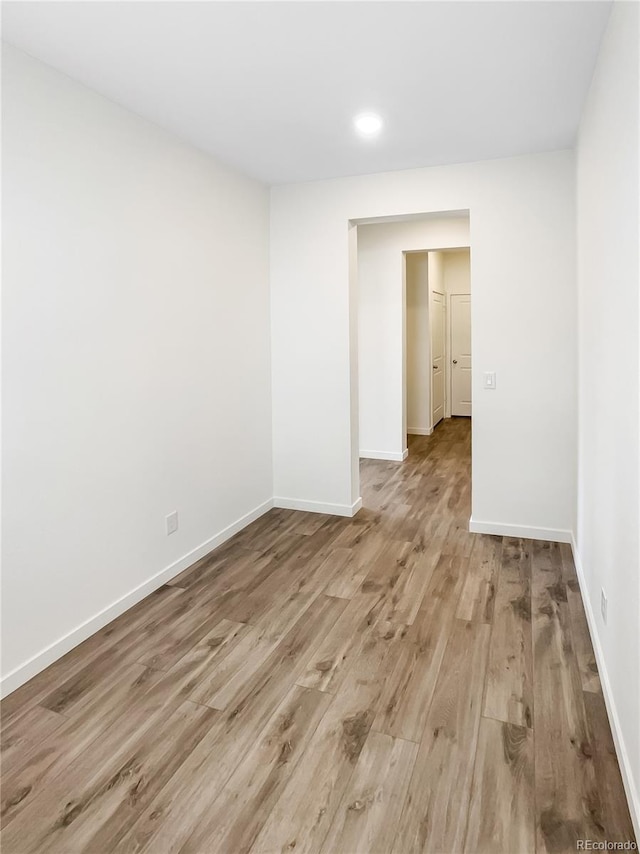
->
[[1, 417, 635, 853]]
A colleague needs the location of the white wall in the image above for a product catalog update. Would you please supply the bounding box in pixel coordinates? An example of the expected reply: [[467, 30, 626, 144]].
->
[[357, 216, 469, 459], [271, 150, 577, 534], [428, 250, 445, 295], [1, 46, 273, 693], [406, 253, 431, 436], [443, 248, 471, 295], [576, 1, 640, 833]]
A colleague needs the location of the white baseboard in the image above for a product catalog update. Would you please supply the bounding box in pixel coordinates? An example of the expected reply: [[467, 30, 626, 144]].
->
[[571, 535, 640, 840], [0, 498, 274, 699], [360, 449, 408, 461], [273, 496, 363, 517], [468, 518, 572, 543], [407, 427, 432, 436]]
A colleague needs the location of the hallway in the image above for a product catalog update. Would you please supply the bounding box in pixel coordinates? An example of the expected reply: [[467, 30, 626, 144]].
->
[[1, 418, 634, 853]]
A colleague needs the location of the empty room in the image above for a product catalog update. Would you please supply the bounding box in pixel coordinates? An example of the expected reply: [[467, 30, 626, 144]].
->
[[1, 2, 638, 853]]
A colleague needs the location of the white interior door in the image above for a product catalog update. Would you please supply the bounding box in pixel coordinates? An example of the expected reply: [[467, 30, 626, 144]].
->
[[431, 291, 445, 427], [450, 293, 472, 416]]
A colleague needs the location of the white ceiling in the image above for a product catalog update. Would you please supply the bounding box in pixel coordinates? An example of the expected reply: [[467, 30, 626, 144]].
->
[[2, 1, 611, 186]]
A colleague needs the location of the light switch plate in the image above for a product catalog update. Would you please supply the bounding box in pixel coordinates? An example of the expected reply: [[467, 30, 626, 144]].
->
[[166, 511, 178, 535], [483, 372, 496, 389]]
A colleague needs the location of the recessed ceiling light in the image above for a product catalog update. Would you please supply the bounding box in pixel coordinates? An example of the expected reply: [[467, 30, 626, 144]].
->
[[354, 113, 383, 138]]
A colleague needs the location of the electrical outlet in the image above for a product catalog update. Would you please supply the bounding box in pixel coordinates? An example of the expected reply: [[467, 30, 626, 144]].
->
[[600, 588, 607, 624], [166, 511, 178, 536]]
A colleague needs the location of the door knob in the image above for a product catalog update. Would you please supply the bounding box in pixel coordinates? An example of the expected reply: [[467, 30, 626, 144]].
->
[[453, 359, 458, 364], [433, 365, 437, 370]]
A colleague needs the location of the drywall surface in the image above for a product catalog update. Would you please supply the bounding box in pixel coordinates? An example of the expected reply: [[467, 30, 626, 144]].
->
[[406, 253, 431, 436], [576, 1, 640, 829], [1, 46, 272, 691], [271, 150, 577, 533], [358, 218, 469, 458], [428, 250, 445, 295], [443, 248, 471, 294]]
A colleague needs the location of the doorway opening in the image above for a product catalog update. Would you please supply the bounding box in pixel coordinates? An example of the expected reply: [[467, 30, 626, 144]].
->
[[352, 210, 471, 472], [351, 210, 472, 518], [406, 247, 472, 438]]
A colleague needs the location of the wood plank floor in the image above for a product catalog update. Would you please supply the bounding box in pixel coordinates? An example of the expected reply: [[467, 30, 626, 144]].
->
[[1, 417, 635, 853]]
